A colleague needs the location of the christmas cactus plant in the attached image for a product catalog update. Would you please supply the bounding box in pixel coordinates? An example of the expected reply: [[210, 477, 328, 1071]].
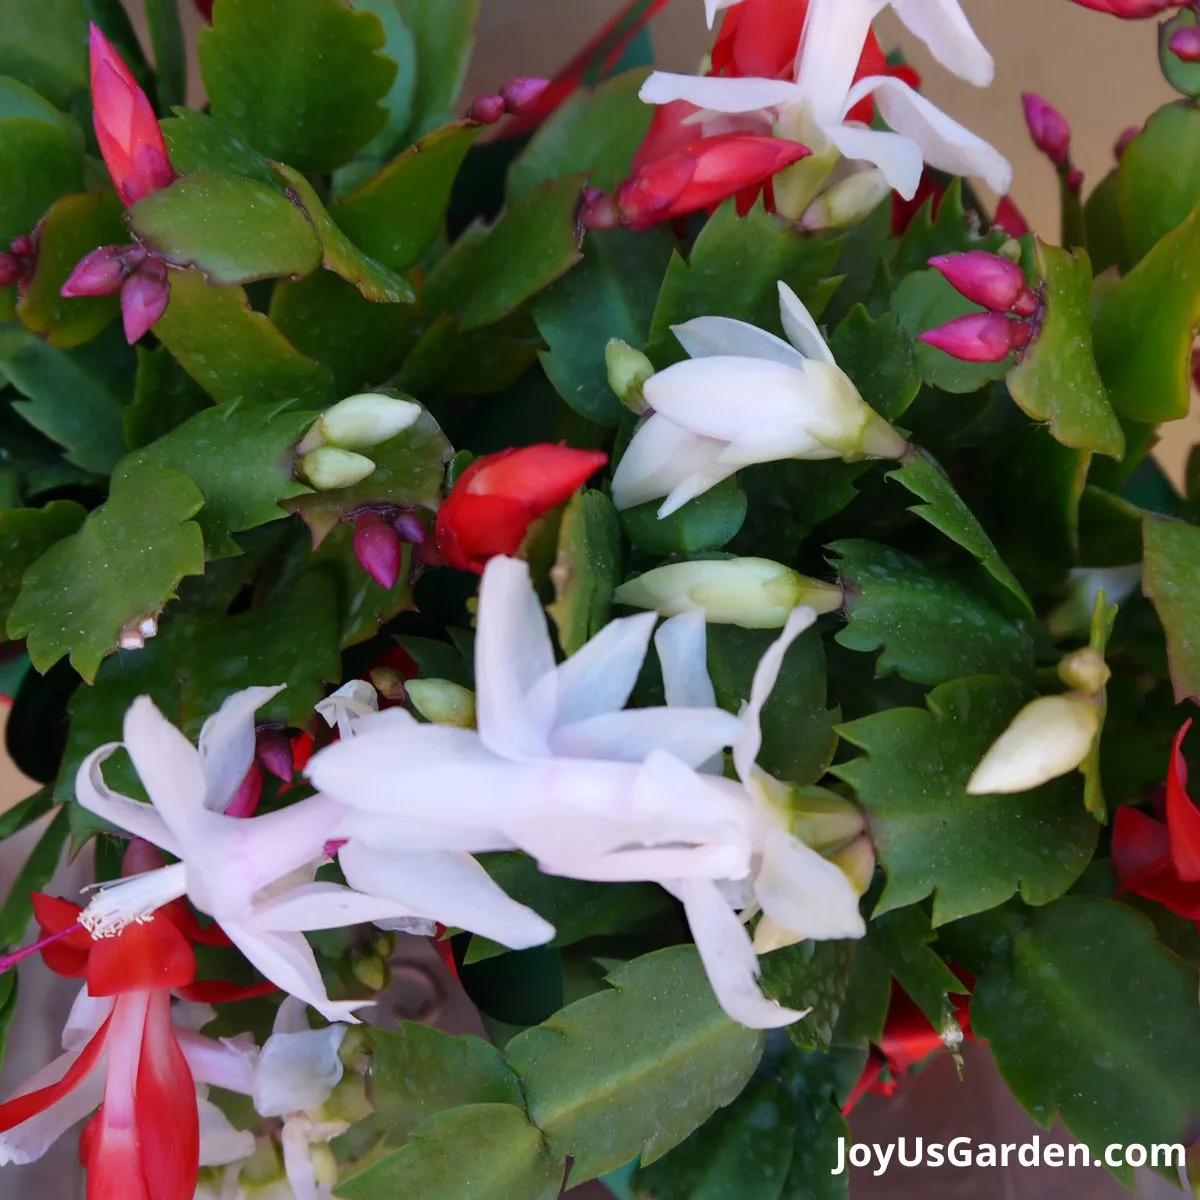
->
[[0, 0, 1199, 1196]]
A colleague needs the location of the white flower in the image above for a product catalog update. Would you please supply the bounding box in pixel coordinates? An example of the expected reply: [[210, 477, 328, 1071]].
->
[[75, 687, 425, 1022], [645, 0, 1009, 203], [610, 282, 908, 517]]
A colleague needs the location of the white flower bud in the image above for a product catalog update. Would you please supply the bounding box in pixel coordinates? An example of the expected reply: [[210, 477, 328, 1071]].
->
[[1057, 647, 1111, 696], [827, 833, 876, 896], [299, 447, 376, 491], [605, 339, 655, 414], [301, 393, 422, 453], [613, 558, 843, 629], [407, 679, 477, 728], [966, 694, 1101, 795], [800, 168, 892, 232]]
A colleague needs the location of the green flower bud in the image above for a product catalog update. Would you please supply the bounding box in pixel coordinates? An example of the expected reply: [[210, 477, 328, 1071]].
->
[[1057, 646, 1111, 695], [407, 678, 477, 728], [299, 446, 376, 491], [800, 169, 891, 232], [352, 953, 387, 992], [605, 339, 655, 413]]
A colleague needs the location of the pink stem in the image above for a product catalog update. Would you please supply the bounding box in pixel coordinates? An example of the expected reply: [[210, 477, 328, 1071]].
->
[[0, 922, 84, 974]]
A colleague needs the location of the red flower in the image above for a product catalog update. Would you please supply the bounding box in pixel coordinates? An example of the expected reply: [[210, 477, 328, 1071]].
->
[[88, 23, 175, 207], [993, 194, 1031, 238], [433, 445, 608, 573], [1113, 721, 1200, 922]]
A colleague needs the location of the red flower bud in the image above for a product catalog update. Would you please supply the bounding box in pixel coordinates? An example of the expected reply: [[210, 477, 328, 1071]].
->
[[1021, 92, 1071, 168], [89, 22, 176, 206], [929, 252, 1029, 314], [60, 244, 130, 297], [919, 312, 1028, 364], [1169, 25, 1200, 61], [605, 133, 810, 231], [468, 93, 508, 125], [1066, 0, 1183, 15], [194, 0, 214, 19], [1166, 720, 1200, 881], [499, 77, 552, 115], [120, 257, 170, 343], [434, 444, 608, 573], [353, 515, 403, 590], [255, 728, 294, 783], [0, 253, 23, 288]]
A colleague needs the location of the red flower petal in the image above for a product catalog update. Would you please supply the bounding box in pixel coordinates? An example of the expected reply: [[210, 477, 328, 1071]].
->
[[87, 916, 196, 997], [1166, 719, 1200, 881], [0, 1017, 110, 1133], [176, 978, 278, 1004], [1113, 806, 1200, 919]]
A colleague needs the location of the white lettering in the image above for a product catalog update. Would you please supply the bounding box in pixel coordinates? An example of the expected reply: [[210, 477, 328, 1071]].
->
[[872, 1144, 894, 1176], [1044, 1144, 1064, 1167], [950, 1138, 974, 1167]]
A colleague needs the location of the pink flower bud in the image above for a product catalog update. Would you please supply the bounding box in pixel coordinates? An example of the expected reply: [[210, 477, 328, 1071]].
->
[[1067, 0, 1184, 15], [9, 234, 35, 259], [1011, 288, 1040, 318], [1114, 125, 1140, 160], [1169, 25, 1200, 61], [60, 244, 129, 297], [255, 728, 294, 783], [0, 253, 22, 288], [499, 76, 552, 114], [468, 93, 508, 125], [393, 511, 426, 545], [354, 517, 403, 589], [120, 257, 170, 343], [225, 762, 264, 819], [919, 313, 1028, 363], [1021, 92, 1071, 168], [1066, 167, 1085, 192], [580, 189, 620, 230], [929, 252, 1028, 313]]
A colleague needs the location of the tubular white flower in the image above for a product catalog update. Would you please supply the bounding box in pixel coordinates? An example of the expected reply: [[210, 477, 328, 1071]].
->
[[643, 0, 1007, 202], [611, 283, 907, 516]]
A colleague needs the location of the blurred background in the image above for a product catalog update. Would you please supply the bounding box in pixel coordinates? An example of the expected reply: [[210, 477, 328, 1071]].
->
[[0, 2, 1192, 1196]]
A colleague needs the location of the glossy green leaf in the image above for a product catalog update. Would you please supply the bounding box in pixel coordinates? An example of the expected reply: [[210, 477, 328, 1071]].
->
[[113, 400, 314, 557], [0, 500, 86, 631], [0, 802, 68, 947], [620, 478, 748, 556], [0, 323, 131, 474], [509, 69, 653, 201], [269, 270, 419, 397], [759, 939, 854, 1054], [7, 464, 205, 681], [774, 1051, 850, 1200], [890, 179, 994, 276], [634, 1074, 797, 1200], [347, 0, 416, 163], [153, 267, 334, 407], [0, 110, 84, 243], [971, 897, 1200, 1179], [160, 110, 278, 185], [270, 162, 414, 304], [708, 624, 838, 787], [177, 569, 340, 734], [284, 407, 450, 544], [0, 0, 88, 110], [647, 200, 840, 366], [199, 0, 397, 174], [829, 306, 920, 421], [1142, 514, 1200, 704], [128, 173, 322, 286], [0, 783, 53, 842], [398, 310, 542, 396], [834, 676, 1099, 924], [1082, 167, 1127, 276], [533, 228, 673, 424], [505, 947, 764, 1184], [1093, 195, 1200, 425], [548, 489, 621, 656], [872, 905, 966, 1031], [394, 0, 479, 142], [892, 269, 1011, 395], [337, 1103, 562, 1200], [1006, 243, 1123, 458], [144, 0, 185, 113], [15, 191, 124, 348], [886, 449, 1034, 620], [124, 344, 211, 451], [331, 122, 481, 271], [1116, 102, 1200, 265], [370, 1023, 524, 1142], [829, 540, 1033, 685]]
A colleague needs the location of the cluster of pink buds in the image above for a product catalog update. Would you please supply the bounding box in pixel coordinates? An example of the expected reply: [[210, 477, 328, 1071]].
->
[[61, 244, 170, 343], [349, 507, 427, 590], [920, 252, 1040, 364], [0, 231, 38, 293], [1022, 93, 1084, 192], [467, 77, 552, 125]]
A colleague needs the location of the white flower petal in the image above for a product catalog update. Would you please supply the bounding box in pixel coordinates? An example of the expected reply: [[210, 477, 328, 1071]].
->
[[639, 71, 801, 115], [281, 1117, 322, 1200], [250, 881, 433, 933], [75, 743, 180, 858], [704, 0, 741, 28], [755, 829, 867, 941], [658, 461, 745, 519], [338, 841, 556, 950], [62, 985, 114, 1051], [541, 843, 750, 883], [221, 921, 372, 1025], [892, 0, 994, 87], [254, 1025, 346, 1118], [177, 1029, 257, 1094], [0, 1042, 106, 1165], [667, 878, 808, 1029], [823, 122, 925, 200], [474, 556, 558, 760], [733, 606, 819, 782], [610, 413, 727, 513], [314, 680, 379, 741], [794, 0, 888, 123], [858, 77, 1012, 195], [198, 685, 286, 812], [672, 316, 808, 370], [337, 809, 515, 854], [551, 707, 740, 770], [656, 611, 717, 709], [776, 283, 837, 366], [198, 1094, 255, 1167]]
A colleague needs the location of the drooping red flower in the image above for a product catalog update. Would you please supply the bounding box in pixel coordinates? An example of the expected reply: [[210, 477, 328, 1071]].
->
[[88, 23, 175, 207], [1113, 721, 1200, 922], [433, 445, 608, 573]]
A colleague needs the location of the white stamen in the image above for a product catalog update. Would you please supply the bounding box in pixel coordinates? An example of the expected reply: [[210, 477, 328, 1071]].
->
[[79, 863, 188, 938]]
